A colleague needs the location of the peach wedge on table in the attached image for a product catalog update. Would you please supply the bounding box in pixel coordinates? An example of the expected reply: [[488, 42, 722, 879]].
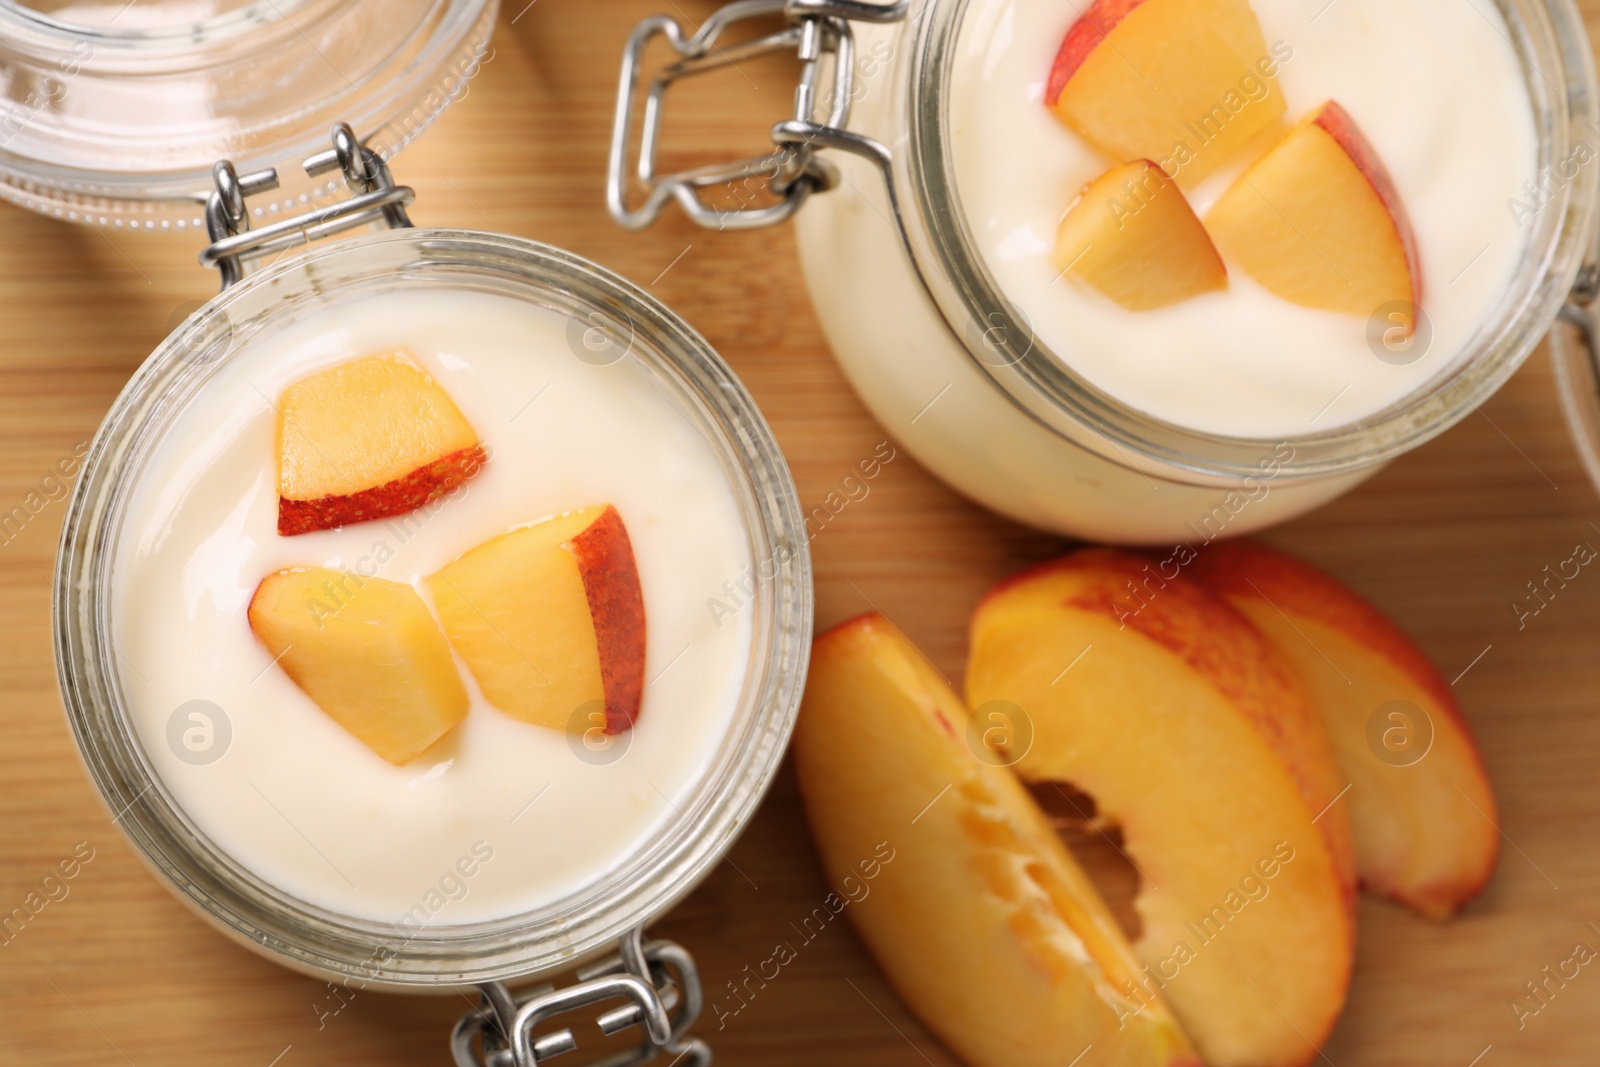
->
[[793, 614, 1200, 1067], [1206, 101, 1421, 325], [276, 351, 487, 536], [1187, 540, 1499, 919], [1047, 0, 1288, 186], [967, 550, 1354, 1067], [1055, 160, 1227, 310], [249, 567, 469, 765], [428, 505, 646, 735]]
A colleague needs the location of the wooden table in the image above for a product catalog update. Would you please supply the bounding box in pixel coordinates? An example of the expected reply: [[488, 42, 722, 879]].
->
[[3, 2, 1600, 1063]]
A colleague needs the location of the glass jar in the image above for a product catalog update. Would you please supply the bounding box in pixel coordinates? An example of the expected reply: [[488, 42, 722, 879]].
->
[[0, 0, 495, 228], [53, 129, 811, 1065], [609, 0, 1600, 543]]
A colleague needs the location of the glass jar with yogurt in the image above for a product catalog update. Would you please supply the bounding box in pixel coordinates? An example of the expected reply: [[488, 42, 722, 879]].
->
[[57, 207, 810, 1059], [40, 24, 812, 1060], [609, 0, 1600, 542]]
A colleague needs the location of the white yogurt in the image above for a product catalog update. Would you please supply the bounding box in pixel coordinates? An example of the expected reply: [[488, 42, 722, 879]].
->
[[112, 289, 753, 925], [949, 0, 1536, 437]]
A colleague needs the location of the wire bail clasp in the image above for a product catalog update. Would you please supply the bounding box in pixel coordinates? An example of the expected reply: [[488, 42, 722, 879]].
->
[[201, 123, 416, 290], [450, 928, 708, 1067], [607, 0, 910, 231]]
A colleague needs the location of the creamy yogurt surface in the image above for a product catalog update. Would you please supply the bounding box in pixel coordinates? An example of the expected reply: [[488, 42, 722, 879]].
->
[[113, 288, 752, 924], [950, 0, 1538, 437]]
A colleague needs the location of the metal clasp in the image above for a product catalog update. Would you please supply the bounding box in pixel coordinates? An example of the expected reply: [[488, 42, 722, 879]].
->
[[201, 122, 415, 290], [450, 928, 709, 1067], [608, 0, 908, 230]]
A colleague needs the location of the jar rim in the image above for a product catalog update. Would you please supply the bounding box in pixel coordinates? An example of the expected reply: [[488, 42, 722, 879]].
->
[[52, 227, 814, 986], [900, 0, 1600, 483]]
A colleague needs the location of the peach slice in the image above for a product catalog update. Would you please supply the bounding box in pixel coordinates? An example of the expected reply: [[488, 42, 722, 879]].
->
[[794, 614, 1201, 1067], [967, 549, 1354, 1067], [1206, 101, 1421, 322], [1055, 160, 1227, 310], [277, 352, 487, 536], [428, 505, 645, 734], [1047, 0, 1288, 186], [249, 567, 469, 764], [1187, 541, 1499, 919]]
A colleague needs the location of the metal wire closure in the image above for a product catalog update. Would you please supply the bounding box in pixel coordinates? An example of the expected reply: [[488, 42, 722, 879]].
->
[[1561, 281, 1600, 398], [201, 122, 416, 290], [450, 929, 709, 1067], [1562, 214, 1600, 369], [608, 0, 910, 230]]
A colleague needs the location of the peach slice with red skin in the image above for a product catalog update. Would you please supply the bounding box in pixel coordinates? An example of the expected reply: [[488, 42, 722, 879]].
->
[[428, 505, 645, 735], [1187, 540, 1499, 919], [249, 567, 469, 764], [967, 549, 1354, 1067], [1047, 0, 1288, 186], [1055, 160, 1227, 310], [794, 613, 1201, 1067], [1206, 101, 1422, 325], [1048, 0, 1143, 88], [276, 352, 486, 536]]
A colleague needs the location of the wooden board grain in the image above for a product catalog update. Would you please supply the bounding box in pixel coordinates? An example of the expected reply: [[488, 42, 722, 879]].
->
[[3, 2, 1600, 1064]]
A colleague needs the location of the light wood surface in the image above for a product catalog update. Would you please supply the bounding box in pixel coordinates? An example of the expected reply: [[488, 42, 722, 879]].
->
[[4, 2, 1600, 1063]]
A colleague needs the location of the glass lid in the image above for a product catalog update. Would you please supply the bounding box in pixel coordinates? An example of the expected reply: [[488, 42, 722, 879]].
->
[[0, 0, 496, 229]]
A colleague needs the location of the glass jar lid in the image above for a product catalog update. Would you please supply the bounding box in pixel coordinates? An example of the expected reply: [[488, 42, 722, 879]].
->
[[0, 0, 496, 230]]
